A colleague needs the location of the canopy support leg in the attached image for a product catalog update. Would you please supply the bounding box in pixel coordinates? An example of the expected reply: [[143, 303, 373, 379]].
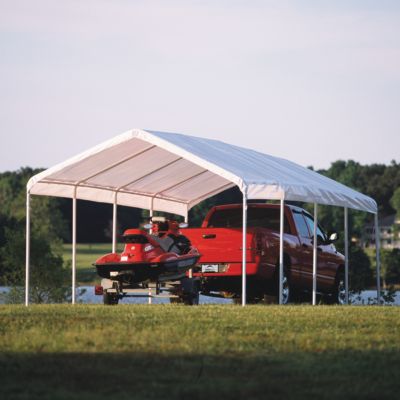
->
[[374, 213, 381, 304], [72, 191, 77, 305], [279, 198, 284, 305], [184, 207, 192, 278], [241, 190, 247, 307], [312, 203, 318, 305], [344, 207, 349, 304], [25, 191, 30, 306], [112, 193, 118, 253], [149, 198, 154, 234]]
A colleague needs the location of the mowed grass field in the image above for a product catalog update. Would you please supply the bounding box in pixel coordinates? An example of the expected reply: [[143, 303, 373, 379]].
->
[[62, 243, 124, 284], [0, 305, 399, 400]]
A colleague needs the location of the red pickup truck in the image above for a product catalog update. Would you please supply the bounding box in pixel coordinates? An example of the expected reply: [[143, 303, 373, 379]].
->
[[184, 203, 345, 304]]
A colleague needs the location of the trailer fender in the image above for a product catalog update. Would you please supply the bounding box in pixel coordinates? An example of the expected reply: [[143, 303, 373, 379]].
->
[[101, 278, 114, 290]]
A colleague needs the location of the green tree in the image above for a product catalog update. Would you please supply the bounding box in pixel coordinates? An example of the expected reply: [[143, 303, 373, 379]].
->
[[381, 249, 400, 286], [0, 168, 69, 242], [0, 221, 70, 303], [390, 187, 400, 218], [349, 244, 373, 292], [0, 168, 70, 303]]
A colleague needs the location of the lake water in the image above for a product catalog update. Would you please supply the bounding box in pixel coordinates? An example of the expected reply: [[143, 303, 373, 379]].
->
[[1, 286, 399, 305]]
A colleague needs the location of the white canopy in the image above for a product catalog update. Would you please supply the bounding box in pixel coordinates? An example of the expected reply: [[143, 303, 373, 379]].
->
[[27, 128, 377, 215]]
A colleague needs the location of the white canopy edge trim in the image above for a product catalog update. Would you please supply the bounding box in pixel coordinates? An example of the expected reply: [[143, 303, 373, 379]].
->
[[246, 183, 377, 214]]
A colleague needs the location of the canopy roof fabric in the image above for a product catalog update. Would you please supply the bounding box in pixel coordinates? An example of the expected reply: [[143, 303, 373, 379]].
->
[[27, 129, 377, 215]]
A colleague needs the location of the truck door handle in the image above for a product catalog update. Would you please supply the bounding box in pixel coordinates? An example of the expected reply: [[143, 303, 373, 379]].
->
[[202, 234, 216, 239]]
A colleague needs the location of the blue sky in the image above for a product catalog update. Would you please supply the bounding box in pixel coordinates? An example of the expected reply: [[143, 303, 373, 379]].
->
[[0, 0, 399, 171]]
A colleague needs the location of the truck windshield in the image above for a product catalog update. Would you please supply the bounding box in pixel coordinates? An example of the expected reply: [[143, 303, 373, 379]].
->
[[207, 207, 291, 233]]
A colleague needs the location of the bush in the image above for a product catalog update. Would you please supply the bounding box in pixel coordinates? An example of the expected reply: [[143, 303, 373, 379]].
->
[[0, 219, 70, 303], [381, 248, 400, 286], [349, 244, 373, 292]]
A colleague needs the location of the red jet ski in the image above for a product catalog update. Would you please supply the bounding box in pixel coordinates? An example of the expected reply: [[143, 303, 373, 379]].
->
[[94, 218, 200, 304]]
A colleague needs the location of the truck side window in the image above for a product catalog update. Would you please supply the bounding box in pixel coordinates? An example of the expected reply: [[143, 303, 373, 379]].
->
[[207, 207, 291, 233], [303, 214, 327, 242], [292, 211, 310, 238]]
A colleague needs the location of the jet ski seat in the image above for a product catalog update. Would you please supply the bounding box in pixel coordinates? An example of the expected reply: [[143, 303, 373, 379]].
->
[[151, 234, 191, 255]]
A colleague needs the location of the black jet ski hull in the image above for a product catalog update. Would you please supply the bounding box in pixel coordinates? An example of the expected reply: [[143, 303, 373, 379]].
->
[[94, 255, 200, 283]]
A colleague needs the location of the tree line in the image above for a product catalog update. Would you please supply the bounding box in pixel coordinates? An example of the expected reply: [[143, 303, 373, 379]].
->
[[1, 161, 400, 300]]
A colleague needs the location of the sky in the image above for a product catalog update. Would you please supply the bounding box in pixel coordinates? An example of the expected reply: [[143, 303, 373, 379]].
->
[[0, 0, 399, 172]]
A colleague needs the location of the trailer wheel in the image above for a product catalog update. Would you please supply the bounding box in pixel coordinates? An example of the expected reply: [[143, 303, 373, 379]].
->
[[103, 291, 119, 305], [182, 291, 199, 306], [172, 277, 200, 306]]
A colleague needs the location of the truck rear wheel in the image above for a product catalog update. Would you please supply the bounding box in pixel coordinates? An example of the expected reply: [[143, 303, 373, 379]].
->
[[274, 266, 291, 305]]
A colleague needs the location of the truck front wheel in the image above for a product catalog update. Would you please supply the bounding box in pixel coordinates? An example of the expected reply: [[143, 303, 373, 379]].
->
[[329, 271, 346, 305]]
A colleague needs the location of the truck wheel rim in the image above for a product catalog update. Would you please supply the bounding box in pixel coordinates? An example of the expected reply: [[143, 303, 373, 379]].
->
[[282, 276, 289, 304], [337, 278, 346, 305]]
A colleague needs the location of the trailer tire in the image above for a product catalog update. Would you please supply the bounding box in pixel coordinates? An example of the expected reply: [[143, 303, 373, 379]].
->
[[103, 291, 119, 305], [180, 277, 200, 306]]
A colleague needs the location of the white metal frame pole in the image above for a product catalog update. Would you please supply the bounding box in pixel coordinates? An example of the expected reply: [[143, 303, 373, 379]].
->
[[241, 189, 248, 307], [185, 207, 193, 279], [312, 203, 318, 305], [148, 200, 154, 303], [344, 207, 349, 304], [25, 191, 31, 306], [72, 190, 77, 305], [149, 198, 154, 234], [279, 198, 284, 305], [112, 193, 118, 253], [374, 212, 381, 304]]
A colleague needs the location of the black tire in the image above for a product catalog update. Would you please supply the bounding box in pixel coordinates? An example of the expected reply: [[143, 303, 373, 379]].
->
[[179, 277, 200, 306], [274, 265, 291, 305], [103, 291, 119, 305], [182, 291, 199, 305], [169, 297, 184, 304], [330, 270, 346, 305]]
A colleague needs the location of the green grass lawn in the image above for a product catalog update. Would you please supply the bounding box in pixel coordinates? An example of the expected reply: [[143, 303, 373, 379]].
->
[[0, 305, 399, 399], [62, 243, 123, 285]]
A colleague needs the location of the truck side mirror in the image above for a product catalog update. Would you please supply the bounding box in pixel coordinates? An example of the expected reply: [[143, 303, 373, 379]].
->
[[327, 232, 338, 244], [312, 234, 328, 246]]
